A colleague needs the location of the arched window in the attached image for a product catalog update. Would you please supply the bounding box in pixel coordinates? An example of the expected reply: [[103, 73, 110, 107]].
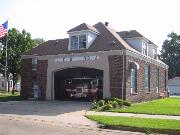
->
[[131, 68, 137, 93], [129, 61, 139, 93]]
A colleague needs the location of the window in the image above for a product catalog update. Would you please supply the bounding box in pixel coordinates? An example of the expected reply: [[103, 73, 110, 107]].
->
[[142, 42, 148, 55], [131, 68, 137, 93], [70, 35, 86, 50], [155, 66, 159, 93], [153, 48, 157, 59], [145, 64, 150, 92], [32, 58, 37, 70], [71, 36, 78, 50], [79, 35, 86, 49]]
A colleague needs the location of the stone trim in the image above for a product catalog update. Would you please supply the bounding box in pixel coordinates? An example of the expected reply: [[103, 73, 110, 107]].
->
[[22, 49, 168, 69], [126, 50, 168, 69]]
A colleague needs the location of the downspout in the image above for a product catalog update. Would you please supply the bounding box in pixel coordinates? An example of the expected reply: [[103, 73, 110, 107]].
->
[[122, 49, 126, 101]]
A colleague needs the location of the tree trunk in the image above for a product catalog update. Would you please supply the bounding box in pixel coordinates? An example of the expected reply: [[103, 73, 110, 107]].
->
[[7, 79, 10, 92], [11, 75, 15, 95]]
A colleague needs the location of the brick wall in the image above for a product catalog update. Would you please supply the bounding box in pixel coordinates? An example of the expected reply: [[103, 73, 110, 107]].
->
[[125, 55, 168, 102], [21, 59, 48, 99], [37, 60, 48, 99], [109, 55, 125, 99], [21, 59, 33, 99]]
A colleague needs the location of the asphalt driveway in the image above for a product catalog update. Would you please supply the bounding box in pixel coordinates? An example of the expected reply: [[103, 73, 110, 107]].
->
[[0, 100, 97, 127]]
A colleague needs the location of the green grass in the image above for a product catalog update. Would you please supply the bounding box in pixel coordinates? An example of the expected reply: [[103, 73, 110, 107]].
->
[[109, 98, 180, 116], [87, 115, 180, 133], [0, 91, 23, 102]]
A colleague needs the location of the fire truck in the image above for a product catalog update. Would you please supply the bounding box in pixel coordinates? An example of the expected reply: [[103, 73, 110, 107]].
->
[[64, 77, 103, 99]]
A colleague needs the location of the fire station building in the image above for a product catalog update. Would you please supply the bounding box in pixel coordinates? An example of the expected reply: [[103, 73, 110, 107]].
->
[[21, 22, 168, 102]]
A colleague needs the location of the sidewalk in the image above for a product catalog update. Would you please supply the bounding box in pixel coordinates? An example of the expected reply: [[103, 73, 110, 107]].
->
[[86, 111, 180, 120]]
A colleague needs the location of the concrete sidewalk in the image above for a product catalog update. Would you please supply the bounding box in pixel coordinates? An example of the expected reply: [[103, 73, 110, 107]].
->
[[86, 111, 180, 120]]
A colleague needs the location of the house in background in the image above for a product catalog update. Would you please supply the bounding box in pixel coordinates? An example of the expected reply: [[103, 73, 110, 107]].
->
[[21, 22, 168, 102], [0, 73, 13, 91], [168, 77, 180, 95]]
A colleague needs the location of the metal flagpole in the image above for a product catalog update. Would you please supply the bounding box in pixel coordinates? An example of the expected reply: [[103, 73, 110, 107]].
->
[[4, 31, 8, 91], [4, 18, 9, 92]]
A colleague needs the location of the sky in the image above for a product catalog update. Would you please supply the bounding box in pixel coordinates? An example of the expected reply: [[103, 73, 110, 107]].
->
[[0, 0, 180, 51]]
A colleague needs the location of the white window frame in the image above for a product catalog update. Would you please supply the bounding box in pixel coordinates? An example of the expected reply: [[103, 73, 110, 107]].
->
[[70, 34, 87, 50], [142, 42, 148, 55]]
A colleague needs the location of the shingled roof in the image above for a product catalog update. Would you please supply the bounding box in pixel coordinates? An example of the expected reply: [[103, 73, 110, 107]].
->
[[26, 22, 141, 56], [117, 30, 154, 44], [67, 23, 99, 33]]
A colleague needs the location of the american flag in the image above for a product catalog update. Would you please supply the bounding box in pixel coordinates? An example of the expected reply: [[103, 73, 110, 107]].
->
[[0, 20, 8, 38]]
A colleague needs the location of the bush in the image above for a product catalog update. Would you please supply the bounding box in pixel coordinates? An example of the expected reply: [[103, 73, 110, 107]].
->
[[100, 104, 113, 111], [98, 99, 105, 107], [108, 101, 119, 108], [103, 98, 110, 104], [123, 101, 131, 106], [91, 100, 98, 109], [110, 98, 123, 106]]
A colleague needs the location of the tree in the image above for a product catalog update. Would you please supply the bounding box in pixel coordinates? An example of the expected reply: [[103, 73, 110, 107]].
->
[[0, 28, 37, 94], [160, 32, 180, 79], [33, 38, 45, 46]]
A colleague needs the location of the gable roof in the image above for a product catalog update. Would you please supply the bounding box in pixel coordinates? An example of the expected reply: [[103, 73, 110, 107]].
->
[[117, 30, 154, 44], [67, 23, 99, 33], [25, 22, 141, 56]]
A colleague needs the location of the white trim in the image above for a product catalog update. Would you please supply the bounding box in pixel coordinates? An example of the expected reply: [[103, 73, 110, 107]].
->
[[67, 30, 100, 35], [124, 37, 158, 48], [22, 49, 168, 69], [126, 49, 168, 69]]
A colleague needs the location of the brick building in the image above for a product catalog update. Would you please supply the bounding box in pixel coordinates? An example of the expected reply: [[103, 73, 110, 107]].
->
[[21, 22, 168, 102]]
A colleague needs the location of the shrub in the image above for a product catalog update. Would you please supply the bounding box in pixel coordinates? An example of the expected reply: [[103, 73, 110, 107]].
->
[[91, 100, 98, 109], [108, 101, 119, 108], [98, 99, 105, 107], [110, 98, 123, 106], [100, 104, 113, 111], [103, 98, 110, 104], [123, 101, 131, 106]]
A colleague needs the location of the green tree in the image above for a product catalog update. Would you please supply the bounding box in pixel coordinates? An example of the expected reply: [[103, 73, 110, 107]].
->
[[33, 38, 45, 46], [160, 32, 180, 79], [0, 28, 37, 94]]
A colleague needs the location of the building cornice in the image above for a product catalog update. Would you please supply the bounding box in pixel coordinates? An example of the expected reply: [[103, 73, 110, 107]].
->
[[21, 49, 168, 69]]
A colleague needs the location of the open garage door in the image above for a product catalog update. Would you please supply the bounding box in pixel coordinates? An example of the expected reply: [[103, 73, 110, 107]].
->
[[54, 67, 103, 100]]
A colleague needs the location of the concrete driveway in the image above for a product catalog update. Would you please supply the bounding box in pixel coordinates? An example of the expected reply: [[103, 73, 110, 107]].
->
[[0, 101, 97, 127]]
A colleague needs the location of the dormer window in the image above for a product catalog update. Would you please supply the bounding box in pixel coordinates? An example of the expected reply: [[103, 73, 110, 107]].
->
[[142, 41, 148, 55], [153, 48, 157, 59], [71, 36, 78, 50], [79, 35, 86, 49], [70, 35, 87, 50]]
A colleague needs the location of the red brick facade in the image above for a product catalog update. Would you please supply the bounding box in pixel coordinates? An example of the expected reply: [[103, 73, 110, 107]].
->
[[108, 55, 125, 99], [108, 55, 168, 102], [21, 59, 48, 99], [21, 59, 32, 99], [21, 55, 167, 102], [125, 55, 168, 102]]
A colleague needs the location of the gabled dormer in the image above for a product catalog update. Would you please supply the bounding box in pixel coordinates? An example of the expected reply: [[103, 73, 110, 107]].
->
[[117, 30, 158, 59], [67, 23, 100, 51]]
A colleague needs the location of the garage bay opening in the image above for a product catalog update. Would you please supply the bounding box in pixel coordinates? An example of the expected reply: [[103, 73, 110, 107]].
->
[[54, 67, 103, 101]]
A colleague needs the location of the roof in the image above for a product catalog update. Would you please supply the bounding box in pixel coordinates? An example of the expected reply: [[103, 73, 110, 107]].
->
[[67, 23, 99, 33], [117, 30, 154, 44], [168, 77, 180, 85], [25, 22, 145, 56]]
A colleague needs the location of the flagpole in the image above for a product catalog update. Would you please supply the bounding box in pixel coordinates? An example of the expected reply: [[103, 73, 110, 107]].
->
[[5, 32, 8, 91]]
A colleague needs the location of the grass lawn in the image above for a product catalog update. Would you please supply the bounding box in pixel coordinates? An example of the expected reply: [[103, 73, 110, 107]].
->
[[0, 91, 23, 102], [87, 115, 180, 133], [109, 98, 180, 116]]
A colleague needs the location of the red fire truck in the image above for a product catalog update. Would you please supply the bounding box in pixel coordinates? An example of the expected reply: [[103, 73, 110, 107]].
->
[[64, 77, 102, 99]]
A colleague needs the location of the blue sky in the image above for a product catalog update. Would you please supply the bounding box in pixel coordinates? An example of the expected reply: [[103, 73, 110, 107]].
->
[[0, 0, 180, 51]]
